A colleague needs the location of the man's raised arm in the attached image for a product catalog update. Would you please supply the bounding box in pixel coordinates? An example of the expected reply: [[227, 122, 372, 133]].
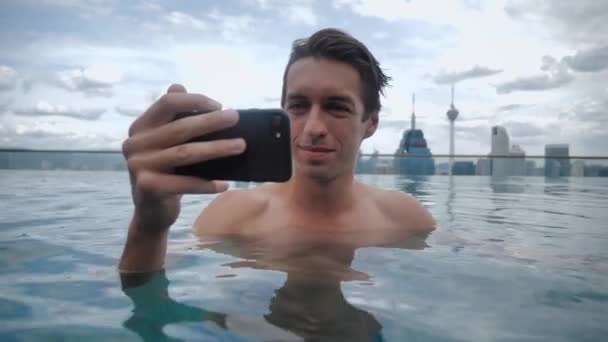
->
[[118, 84, 246, 272]]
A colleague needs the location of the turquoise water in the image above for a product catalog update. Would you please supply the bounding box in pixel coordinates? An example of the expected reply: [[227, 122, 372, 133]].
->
[[1, 170, 607, 341]]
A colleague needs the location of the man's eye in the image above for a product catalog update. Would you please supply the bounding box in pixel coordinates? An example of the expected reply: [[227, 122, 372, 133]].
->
[[288, 103, 306, 110], [327, 103, 350, 113]]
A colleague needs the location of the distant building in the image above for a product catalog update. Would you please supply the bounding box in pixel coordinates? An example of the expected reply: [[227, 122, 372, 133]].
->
[[571, 160, 585, 177], [356, 150, 379, 174], [476, 158, 491, 175], [509, 144, 526, 176], [489, 127, 528, 176], [375, 158, 394, 174], [0, 153, 9, 169], [545, 144, 570, 177], [0, 151, 126, 171], [393, 94, 435, 175], [584, 164, 608, 177], [356, 150, 366, 174], [525, 160, 537, 176], [452, 161, 475, 175], [435, 162, 450, 175], [490, 126, 510, 176]]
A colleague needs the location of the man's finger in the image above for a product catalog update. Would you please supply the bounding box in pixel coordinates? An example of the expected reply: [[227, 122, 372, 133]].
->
[[129, 92, 222, 136], [136, 171, 229, 195], [127, 138, 246, 172], [123, 109, 239, 156], [166, 83, 187, 94]]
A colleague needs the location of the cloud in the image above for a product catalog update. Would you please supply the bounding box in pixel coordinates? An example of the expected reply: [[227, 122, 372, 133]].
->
[[53, 64, 122, 97], [165, 11, 207, 31], [208, 9, 254, 42], [459, 115, 493, 122], [262, 96, 281, 105], [140, 8, 256, 43], [433, 65, 502, 84], [504, 0, 608, 46], [453, 124, 488, 139], [1, 126, 119, 150], [136, 1, 162, 12], [497, 104, 527, 112], [558, 98, 608, 123], [496, 55, 573, 94], [287, 3, 318, 26], [254, 0, 319, 26], [332, 0, 471, 24], [502, 121, 545, 138], [379, 120, 410, 130], [0, 66, 18, 91], [114, 106, 142, 117], [562, 45, 608, 73], [14, 101, 105, 120], [0, 99, 13, 112], [23, 0, 117, 17], [372, 31, 390, 40]]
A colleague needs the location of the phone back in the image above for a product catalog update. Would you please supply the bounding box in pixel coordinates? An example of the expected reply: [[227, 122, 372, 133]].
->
[[174, 109, 292, 182]]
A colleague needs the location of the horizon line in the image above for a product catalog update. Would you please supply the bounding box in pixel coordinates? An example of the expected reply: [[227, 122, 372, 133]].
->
[[1, 148, 606, 160]]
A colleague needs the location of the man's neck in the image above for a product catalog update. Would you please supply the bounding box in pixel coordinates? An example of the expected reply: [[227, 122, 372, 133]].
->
[[286, 171, 357, 216]]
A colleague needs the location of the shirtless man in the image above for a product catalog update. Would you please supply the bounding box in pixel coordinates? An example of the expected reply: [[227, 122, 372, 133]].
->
[[119, 28, 435, 273]]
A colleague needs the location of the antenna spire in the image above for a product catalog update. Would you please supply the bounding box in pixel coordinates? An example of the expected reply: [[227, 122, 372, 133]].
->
[[450, 84, 455, 107], [411, 93, 416, 130]]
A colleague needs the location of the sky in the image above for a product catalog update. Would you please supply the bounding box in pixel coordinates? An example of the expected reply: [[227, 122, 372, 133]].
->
[[0, 0, 606, 156]]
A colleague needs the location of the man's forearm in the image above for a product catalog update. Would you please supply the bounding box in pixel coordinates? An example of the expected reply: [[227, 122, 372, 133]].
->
[[119, 218, 169, 273]]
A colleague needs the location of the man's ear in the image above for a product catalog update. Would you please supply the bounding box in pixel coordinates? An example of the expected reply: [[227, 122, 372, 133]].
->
[[363, 111, 379, 139]]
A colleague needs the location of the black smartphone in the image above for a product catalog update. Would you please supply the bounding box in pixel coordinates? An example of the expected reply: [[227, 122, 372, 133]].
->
[[172, 108, 292, 182]]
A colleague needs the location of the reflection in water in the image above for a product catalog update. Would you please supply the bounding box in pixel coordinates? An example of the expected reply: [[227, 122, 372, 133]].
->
[[395, 175, 430, 198], [446, 174, 455, 225], [121, 271, 229, 341], [543, 176, 570, 196], [120, 232, 428, 341], [490, 176, 525, 194], [484, 176, 523, 227]]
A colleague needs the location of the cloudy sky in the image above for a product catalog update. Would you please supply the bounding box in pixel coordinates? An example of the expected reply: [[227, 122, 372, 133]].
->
[[0, 0, 606, 156]]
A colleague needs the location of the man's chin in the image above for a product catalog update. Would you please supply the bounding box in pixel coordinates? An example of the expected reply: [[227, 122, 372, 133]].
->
[[296, 163, 335, 180]]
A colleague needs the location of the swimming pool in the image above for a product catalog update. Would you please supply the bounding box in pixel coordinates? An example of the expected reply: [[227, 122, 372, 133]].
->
[[1, 170, 607, 341]]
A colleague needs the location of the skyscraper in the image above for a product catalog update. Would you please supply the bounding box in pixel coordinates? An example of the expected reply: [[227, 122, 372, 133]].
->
[[509, 144, 526, 176], [446, 85, 459, 176], [476, 158, 491, 175], [452, 161, 475, 175], [545, 144, 570, 177], [571, 160, 585, 177], [490, 126, 510, 176], [394, 94, 435, 175], [526, 160, 537, 176]]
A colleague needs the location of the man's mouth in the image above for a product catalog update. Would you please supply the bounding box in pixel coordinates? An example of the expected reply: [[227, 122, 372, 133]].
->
[[298, 145, 335, 153]]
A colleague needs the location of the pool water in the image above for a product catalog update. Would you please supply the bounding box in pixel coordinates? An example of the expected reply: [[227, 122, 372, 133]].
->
[[1, 170, 607, 341]]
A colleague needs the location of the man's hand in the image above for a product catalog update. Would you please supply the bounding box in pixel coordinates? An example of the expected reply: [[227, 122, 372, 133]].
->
[[119, 84, 245, 272]]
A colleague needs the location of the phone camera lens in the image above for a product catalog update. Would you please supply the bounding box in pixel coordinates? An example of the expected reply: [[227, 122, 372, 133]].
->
[[271, 114, 283, 139], [272, 114, 282, 128]]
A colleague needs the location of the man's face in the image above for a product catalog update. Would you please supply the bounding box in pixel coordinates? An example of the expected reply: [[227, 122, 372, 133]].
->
[[283, 57, 377, 181]]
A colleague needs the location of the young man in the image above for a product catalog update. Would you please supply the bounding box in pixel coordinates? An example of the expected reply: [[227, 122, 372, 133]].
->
[[119, 28, 435, 273]]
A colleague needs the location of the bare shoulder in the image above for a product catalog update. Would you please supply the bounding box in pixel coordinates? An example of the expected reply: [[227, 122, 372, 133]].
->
[[193, 184, 273, 236], [364, 183, 436, 235]]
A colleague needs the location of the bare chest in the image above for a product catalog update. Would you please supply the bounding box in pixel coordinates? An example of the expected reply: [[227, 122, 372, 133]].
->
[[238, 199, 405, 243]]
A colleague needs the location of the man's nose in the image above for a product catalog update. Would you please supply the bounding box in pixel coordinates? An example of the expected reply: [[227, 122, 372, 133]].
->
[[302, 106, 327, 138]]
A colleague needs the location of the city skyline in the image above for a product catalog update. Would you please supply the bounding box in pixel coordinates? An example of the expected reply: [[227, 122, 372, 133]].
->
[[0, 1, 607, 156]]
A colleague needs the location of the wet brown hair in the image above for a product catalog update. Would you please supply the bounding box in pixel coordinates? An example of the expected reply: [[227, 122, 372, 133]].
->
[[280, 28, 391, 120]]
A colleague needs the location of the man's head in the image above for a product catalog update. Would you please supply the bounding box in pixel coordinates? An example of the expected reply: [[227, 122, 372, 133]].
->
[[280, 28, 390, 181], [281, 28, 390, 120]]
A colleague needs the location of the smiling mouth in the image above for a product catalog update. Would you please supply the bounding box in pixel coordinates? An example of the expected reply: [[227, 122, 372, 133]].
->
[[298, 146, 335, 153]]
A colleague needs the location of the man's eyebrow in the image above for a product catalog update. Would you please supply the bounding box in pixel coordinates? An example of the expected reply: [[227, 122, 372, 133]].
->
[[286, 94, 308, 101], [326, 96, 355, 105]]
